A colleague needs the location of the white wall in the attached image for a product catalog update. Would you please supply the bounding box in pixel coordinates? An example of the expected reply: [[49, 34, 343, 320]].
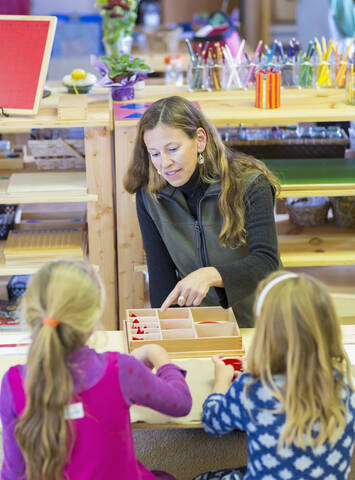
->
[[31, 0, 98, 15]]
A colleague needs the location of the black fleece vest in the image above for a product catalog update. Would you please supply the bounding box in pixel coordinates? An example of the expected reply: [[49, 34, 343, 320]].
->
[[142, 172, 261, 325]]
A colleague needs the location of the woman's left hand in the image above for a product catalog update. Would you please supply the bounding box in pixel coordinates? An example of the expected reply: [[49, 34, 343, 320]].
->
[[160, 267, 223, 311]]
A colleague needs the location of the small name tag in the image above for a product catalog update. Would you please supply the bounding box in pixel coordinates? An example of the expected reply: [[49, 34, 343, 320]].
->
[[64, 402, 84, 420]]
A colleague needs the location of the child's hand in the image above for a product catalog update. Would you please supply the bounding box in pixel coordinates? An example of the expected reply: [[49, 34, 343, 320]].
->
[[211, 354, 235, 394], [131, 344, 170, 370]]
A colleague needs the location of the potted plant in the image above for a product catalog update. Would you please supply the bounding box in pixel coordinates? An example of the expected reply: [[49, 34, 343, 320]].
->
[[95, 0, 139, 56], [91, 53, 151, 101]]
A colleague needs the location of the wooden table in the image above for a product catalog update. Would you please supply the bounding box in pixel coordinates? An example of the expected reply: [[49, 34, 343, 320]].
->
[[0, 87, 117, 330], [0, 328, 253, 429], [1, 326, 355, 429], [114, 87, 355, 324]]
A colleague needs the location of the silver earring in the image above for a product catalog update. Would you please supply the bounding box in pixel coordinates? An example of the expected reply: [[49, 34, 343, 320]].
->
[[157, 169, 161, 175], [198, 153, 204, 165]]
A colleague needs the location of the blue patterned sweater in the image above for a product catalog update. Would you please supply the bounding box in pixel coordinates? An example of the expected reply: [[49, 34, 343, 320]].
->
[[202, 373, 355, 479]]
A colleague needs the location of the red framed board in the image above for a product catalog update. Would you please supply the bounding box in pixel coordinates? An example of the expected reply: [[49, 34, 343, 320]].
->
[[0, 15, 57, 116]]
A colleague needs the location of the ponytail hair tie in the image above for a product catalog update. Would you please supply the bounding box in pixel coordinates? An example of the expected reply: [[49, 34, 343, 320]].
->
[[42, 317, 59, 328]]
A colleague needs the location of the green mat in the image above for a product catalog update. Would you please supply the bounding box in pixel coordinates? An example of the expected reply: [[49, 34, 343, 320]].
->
[[263, 158, 355, 185]]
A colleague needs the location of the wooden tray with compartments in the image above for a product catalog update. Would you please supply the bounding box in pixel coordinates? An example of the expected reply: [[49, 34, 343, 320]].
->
[[124, 306, 245, 359]]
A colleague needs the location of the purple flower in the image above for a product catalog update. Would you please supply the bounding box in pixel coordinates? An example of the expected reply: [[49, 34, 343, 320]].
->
[[90, 55, 110, 77]]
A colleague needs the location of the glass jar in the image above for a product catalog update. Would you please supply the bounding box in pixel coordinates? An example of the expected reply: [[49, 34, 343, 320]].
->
[[187, 63, 206, 91], [316, 60, 334, 88], [225, 63, 249, 90], [165, 55, 184, 86], [309, 126, 327, 139], [140, 0, 160, 29], [298, 60, 315, 88], [327, 126, 342, 139], [281, 126, 300, 139], [245, 128, 269, 141], [334, 61, 348, 88], [281, 61, 298, 88], [346, 71, 355, 105]]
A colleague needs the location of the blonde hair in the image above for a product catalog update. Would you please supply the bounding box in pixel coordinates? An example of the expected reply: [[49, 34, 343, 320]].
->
[[246, 270, 353, 450], [124, 96, 279, 248], [15, 259, 105, 480]]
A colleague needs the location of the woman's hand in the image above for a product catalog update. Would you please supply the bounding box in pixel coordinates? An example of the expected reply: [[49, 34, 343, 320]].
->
[[160, 267, 223, 311], [131, 344, 170, 370], [212, 354, 235, 394]]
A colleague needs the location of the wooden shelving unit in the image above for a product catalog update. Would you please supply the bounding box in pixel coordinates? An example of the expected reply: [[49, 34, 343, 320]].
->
[[0, 193, 98, 204], [0, 87, 117, 329], [114, 87, 355, 326]]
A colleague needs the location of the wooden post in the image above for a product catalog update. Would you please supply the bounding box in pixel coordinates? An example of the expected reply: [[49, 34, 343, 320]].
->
[[260, 0, 271, 47], [115, 125, 145, 327], [85, 126, 118, 330]]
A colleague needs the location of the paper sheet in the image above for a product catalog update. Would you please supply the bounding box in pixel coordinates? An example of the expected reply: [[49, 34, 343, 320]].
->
[[344, 344, 355, 366], [0, 334, 31, 355]]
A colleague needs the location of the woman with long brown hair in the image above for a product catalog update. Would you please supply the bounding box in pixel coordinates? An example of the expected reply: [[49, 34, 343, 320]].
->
[[124, 95, 280, 327]]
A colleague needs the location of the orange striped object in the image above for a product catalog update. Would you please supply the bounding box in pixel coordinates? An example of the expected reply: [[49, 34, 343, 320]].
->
[[255, 68, 281, 109]]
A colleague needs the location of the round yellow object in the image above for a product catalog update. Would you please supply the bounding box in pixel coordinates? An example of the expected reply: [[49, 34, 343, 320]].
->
[[71, 69, 87, 81]]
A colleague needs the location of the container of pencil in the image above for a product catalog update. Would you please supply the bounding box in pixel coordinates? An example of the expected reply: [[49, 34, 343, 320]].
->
[[187, 62, 206, 92], [334, 61, 348, 88], [225, 63, 251, 90], [316, 60, 335, 88], [298, 59, 316, 88], [281, 61, 298, 88], [255, 68, 281, 109], [346, 69, 355, 105], [205, 62, 225, 91]]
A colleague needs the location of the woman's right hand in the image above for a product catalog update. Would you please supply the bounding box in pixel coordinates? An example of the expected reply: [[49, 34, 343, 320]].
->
[[131, 344, 170, 370], [211, 354, 235, 394]]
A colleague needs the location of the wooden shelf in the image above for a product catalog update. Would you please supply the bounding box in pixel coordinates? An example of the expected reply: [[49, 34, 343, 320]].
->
[[286, 265, 355, 320], [0, 87, 112, 132], [0, 192, 97, 204], [278, 219, 355, 267], [0, 169, 97, 203], [114, 86, 355, 321], [0, 87, 117, 329], [121, 87, 355, 128]]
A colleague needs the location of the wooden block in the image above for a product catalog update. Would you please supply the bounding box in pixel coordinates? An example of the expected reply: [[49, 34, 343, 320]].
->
[[20, 202, 87, 221], [0, 154, 24, 170], [124, 306, 245, 359], [7, 172, 87, 194], [58, 94, 88, 121], [4, 228, 85, 265]]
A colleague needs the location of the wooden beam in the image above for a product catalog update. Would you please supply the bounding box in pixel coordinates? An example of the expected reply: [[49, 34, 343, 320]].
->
[[85, 126, 118, 330]]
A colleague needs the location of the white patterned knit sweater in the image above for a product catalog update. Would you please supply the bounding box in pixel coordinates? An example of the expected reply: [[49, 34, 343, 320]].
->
[[202, 373, 355, 480]]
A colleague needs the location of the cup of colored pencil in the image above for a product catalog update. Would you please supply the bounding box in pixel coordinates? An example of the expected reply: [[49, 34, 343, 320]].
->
[[346, 65, 355, 105], [255, 67, 281, 109]]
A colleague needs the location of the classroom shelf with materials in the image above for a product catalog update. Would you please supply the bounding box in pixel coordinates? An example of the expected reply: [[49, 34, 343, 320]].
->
[[114, 86, 355, 327], [0, 87, 117, 330]]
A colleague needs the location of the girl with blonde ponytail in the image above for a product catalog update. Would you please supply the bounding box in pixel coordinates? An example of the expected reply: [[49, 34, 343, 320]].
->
[[0, 259, 191, 480], [124, 96, 280, 327]]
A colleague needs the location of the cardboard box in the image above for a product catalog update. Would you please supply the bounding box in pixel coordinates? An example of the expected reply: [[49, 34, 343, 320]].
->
[[272, 0, 297, 23], [124, 306, 245, 358]]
